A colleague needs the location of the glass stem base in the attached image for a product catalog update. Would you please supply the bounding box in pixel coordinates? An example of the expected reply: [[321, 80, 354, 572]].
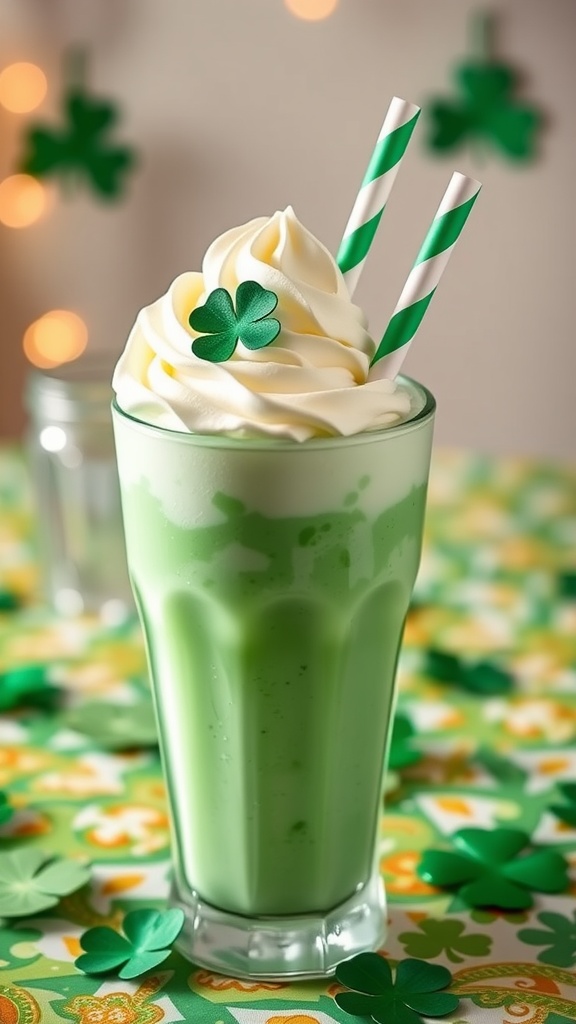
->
[[171, 871, 387, 980]]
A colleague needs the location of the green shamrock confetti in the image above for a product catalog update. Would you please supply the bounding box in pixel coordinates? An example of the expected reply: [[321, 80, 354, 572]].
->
[[0, 664, 55, 712], [550, 781, 576, 828], [0, 588, 20, 612], [418, 827, 569, 910], [424, 648, 514, 695], [558, 572, 576, 600], [18, 49, 136, 199], [426, 11, 542, 162], [0, 792, 14, 828], [398, 918, 492, 964], [0, 848, 90, 917], [334, 954, 459, 1024], [518, 910, 576, 968], [475, 746, 528, 786], [388, 714, 422, 771], [75, 907, 184, 979], [63, 699, 158, 750], [190, 281, 281, 362]]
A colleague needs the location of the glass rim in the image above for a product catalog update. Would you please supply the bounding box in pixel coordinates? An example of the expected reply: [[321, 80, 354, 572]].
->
[[111, 374, 435, 452]]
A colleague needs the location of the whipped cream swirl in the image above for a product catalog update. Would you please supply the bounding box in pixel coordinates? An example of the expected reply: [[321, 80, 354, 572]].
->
[[113, 207, 410, 441]]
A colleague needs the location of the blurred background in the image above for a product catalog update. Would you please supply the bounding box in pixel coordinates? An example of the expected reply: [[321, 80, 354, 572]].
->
[[1, 0, 575, 459]]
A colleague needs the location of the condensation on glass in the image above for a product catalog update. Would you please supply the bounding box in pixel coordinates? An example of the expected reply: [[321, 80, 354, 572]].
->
[[25, 356, 132, 621]]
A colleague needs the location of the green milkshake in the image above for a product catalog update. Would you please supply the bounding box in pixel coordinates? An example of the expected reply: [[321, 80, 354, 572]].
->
[[112, 208, 435, 977]]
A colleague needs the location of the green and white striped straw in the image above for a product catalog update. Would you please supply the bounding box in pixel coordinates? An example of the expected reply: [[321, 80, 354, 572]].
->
[[337, 97, 421, 297], [370, 171, 482, 380]]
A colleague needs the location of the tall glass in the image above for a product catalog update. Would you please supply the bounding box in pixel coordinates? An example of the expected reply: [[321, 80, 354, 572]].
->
[[26, 357, 132, 620], [112, 376, 435, 979]]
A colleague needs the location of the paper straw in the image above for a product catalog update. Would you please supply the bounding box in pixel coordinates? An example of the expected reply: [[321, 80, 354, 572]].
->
[[369, 171, 482, 380], [337, 97, 421, 297]]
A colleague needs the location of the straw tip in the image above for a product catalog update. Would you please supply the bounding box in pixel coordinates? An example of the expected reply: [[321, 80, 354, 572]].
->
[[452, 170, 482, 193], [388, 96, 421, 119]]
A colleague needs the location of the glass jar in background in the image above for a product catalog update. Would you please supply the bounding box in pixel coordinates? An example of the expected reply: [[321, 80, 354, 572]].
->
[[25, 355, 133, 621]]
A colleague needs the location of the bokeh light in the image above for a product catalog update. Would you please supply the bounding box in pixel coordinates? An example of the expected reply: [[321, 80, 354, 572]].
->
[[0, 62, 47, 113], [39, 425, 67, 452], [284, 0, 338, 20], [23, 311, 88, 369], [0, 174, 47, 228]]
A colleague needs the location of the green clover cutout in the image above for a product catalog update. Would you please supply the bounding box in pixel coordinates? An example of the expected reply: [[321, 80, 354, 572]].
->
[[76, 907, 184, 979], [550, 781, 576, 828], [63, 699, 158, 751], [0, 848, 90, 917], [18, 50, 136, 200], [426, 12, 542, 162], [0, 792, 14, 828], [418, 827, 569, 910], [398, 918, 492, 964], [424, 648, 514, 696], [0, 664, 56, 712], [190, 281, 281, 362], [518, 910, 576, 969], [388, 714, 422, 772], [334, 954, 459, 1024]]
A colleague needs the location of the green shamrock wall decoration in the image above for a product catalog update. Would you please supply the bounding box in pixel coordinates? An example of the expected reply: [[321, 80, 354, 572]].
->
[[18, 49, 136, 200], [558, 572, 576, 599], [334, 953, 460, 1024], [418, 827, 569, 910], [76, 907, 184, 979], [0, 588, 20, 612], [426, 11, 543, 162], [190, 281, 281, 362]]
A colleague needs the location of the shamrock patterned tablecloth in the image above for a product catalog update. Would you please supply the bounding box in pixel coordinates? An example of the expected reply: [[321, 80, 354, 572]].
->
[[1, 445, 576, 1024]]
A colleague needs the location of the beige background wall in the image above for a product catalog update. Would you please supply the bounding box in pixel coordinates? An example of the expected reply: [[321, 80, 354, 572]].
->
[[1, 0, 575, 459]]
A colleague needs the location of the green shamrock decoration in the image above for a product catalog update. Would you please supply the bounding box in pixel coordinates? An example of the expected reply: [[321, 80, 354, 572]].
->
[[550, 782, 576, 828], [398, 918, 492, 964], [474, 746, 528, 786], [334, 954, 459, 1024], [190, 281, 281, 362], [63, 699, 158, 751], [0, 664, 55, 712], [418, 827, 569, 910], [426, 11, 542, 162], [0, 792, 14, 828], [424, 647, 513, 695], [388, 714, 422, 771], [518, 910, 576, 968], [558, 572, 576, 600], [76, 907, 184, 979], [18, 49, 136, 200], [0, 848, 90, 917], [0, 588, 20, 611]]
